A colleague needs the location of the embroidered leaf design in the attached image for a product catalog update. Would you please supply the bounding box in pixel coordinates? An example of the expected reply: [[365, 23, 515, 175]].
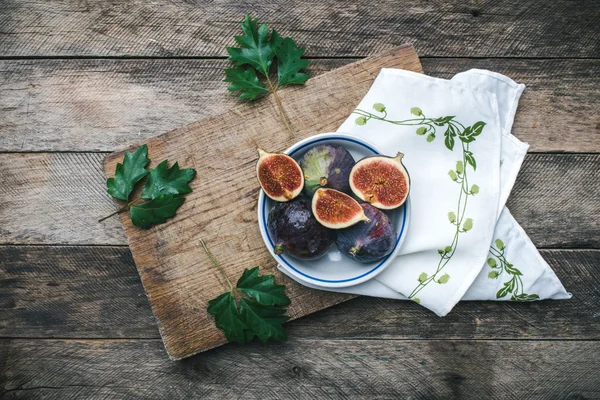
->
[[488, 270, 499, 279], [465, 150, 477, 171], [410, 107, 423, 116], [495, 239, 505, 250], [487, 258, 497, 268], [433, 116, 454, 126], [373, 103, 386, 112], [416, 127, 427, 135], [470, 184, 480, 195], [471, 121, 486, 137], [496, 283, 512, 299], [448, 212, 457, 223], [513, 294, 540, 302], [355, 116, 367, 126], [462, 218, 473, 232], [456, 161, 464, 174], [418, 272, 428, 283], [426, 133, 435, 142], [444, 125, 456, 150], [438, 274, 450, 284], [448, 170, 458, 181], [413, 298, 420, 304]]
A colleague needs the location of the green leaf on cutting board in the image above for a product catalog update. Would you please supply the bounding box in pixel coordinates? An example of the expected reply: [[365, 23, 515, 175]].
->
[[141, 160, 196, 200], [106, 144, 150, 201]]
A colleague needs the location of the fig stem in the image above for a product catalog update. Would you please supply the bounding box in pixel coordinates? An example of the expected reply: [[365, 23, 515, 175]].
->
[[200, 239, 235, 292], [266, 75, 292, 133], [98, 197, 145, 222]]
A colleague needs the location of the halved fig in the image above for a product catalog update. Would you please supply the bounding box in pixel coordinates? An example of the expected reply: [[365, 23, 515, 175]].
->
[[256, 148, 304, 202], [336, 203, 396, 263], [349, 152, 410, 210], [299, 144, 355, 196], [311, 188, 370, 229]]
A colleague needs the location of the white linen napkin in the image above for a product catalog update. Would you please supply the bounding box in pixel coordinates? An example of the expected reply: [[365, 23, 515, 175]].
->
[[278, 68, 571, 316]]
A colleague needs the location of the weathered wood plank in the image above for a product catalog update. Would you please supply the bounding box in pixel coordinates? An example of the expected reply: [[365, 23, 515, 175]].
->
[[1, 58, 598, 152], [1, 247, 597, 340], [1, 153, 597, 247], [0, 0, 598, 58], [1, 338, 599, 399]]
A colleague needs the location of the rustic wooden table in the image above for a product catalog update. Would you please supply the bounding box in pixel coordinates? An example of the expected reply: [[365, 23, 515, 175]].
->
[[1, 1, 599, 398]]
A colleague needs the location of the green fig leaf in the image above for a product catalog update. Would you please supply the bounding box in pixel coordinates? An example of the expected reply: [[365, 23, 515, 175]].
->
[[276, 36, 310, 86], [224, 66, 269, 100], [106, 145, 150, 201], [237, 267, 290, 307], [141, 160, 196, 200], [129, 194, 185, 229]]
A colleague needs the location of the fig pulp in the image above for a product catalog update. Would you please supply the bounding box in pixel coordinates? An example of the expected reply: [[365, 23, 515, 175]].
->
[[349, 152, 410, 210], [336, 203, 396, 263], [299, 144, 355, 196], [268, 198, 335, 260], [311, 188, 370, 229], [256, 148, 304, 202]]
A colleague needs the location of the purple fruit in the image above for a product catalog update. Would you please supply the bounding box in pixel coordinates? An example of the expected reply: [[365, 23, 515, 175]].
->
[[299, 144, 355, 196], [336, 203, 396, 263], [268, 198, 335, 260]]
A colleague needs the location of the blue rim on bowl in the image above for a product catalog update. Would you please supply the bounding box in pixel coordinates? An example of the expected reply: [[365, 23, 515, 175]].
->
[[257, 133, 411, 288]]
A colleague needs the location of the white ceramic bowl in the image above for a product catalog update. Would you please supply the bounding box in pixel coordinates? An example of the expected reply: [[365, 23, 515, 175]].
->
[[257, 133, 411, 288]]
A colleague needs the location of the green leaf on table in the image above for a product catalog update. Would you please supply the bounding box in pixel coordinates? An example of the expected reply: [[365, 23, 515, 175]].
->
[[106, 144, 150, 201], [224, 66, 269, 100], [207, 292, 248, 344], [129, 194, 185, 229], [237, 267, 290, 307], [276, 36, 310, 86], [226, 14, 279, 75], [141, 160, 196, 200], [240, 298, 289, 343]]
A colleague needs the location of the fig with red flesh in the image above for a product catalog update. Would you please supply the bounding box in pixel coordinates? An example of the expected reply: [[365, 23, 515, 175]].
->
[[312, 188, 370, 229], [256, 148, 304, 202], [349, 152, 410, 210], [268, 198, 335, 260], [336, 203, 396, 263], [299, 144, 355, 196]]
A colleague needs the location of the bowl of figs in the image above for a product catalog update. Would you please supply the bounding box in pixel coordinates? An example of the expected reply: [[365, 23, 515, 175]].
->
[[256, 133, 411, 288]]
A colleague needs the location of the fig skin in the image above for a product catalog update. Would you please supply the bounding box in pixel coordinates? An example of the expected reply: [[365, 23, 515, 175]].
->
[[300, 144, 355, 197], [268, 198, 335, 260], [336, 203, 396, 263]]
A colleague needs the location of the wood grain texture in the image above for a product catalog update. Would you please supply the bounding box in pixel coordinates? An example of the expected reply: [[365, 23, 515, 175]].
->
[[1, 247, 598, 340], [101, 45, 423, 359], [2, 338, 599, 399], [1, 58, 598, 152], [0, 0, 598, 58], [1, 153, 598, 247]]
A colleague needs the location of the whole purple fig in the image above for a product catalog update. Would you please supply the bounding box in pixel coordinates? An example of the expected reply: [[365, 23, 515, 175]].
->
[[336, 203, 396, 263], [268, 198, 335, 260], [300, 144, 355, 197]]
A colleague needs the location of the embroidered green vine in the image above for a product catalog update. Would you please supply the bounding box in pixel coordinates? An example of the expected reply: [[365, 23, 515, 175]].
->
[[354, 104, 486, 302], [487, 239, 539, 301]]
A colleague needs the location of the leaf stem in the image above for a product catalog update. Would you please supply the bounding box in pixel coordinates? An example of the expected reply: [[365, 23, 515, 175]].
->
[[201, 239, 235, 292], [98, 197, 145, 222], [266, 75, 292, 133]]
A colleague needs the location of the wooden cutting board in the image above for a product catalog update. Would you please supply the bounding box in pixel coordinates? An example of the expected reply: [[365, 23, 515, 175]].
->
[[104, 44, 423, 360]]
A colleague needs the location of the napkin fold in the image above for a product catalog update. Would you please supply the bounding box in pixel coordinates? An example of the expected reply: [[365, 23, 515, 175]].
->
[[279, 68, 571, 315]]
